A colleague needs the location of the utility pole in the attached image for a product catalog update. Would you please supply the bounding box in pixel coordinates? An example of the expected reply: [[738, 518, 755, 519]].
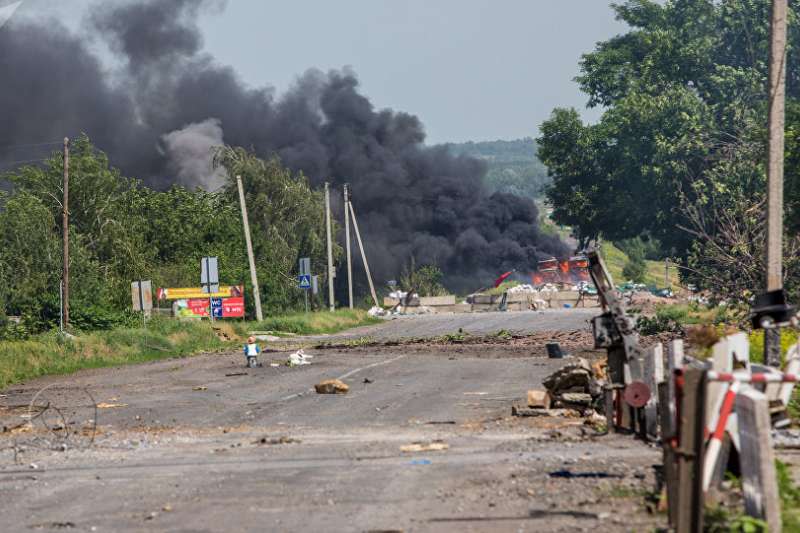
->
[[765, 0, 788, 367], [348, 200, 379, 308], [236, 175, 263, 321], [344, 184, 354, 309], [325, 182, 335, 312], [62, 137, 70, 330]]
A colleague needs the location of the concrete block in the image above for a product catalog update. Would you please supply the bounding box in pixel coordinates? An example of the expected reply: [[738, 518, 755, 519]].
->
[[419, 295, 456, 306], [527, 390, 551, 409]]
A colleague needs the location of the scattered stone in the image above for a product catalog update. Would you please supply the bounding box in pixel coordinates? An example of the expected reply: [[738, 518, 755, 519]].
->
[[527, 390, 551, 409], [315, 379, 349, 394]]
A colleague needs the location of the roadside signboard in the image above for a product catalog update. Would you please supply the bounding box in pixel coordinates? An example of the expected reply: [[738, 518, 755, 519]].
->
[[131, 280, 153, 311], [157, 285, 243, 300], [174, 296, 245, 319]]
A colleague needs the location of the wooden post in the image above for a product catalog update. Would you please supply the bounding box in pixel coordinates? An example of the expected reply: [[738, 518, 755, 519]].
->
[[62, 137, 70, 329], [343, 184, 353, 309], [348, 201, 379, 308], [737, 387, 782, 531], [663, 340, 683, 527], [676, 368, 706, 533], [325, 182, 335, 312], [236, 175, 263, 321], [643, 343, 663, 439]]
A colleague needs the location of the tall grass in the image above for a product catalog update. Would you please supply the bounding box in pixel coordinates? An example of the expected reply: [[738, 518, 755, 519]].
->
[[242, 309, 380, 336]]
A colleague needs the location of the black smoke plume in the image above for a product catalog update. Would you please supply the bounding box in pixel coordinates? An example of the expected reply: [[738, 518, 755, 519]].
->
[[0, 0, 568, 290]]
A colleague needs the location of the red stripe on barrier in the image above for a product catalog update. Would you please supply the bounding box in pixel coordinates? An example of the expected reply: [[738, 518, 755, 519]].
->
[[711, 386, 737, 441]]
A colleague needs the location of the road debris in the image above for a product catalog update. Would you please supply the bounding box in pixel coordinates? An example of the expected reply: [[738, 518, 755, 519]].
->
[[225, 372, 248, 377], [548, 469, 622, 479], [96, 402, 127, 409], [192, 386, 208, 391], [542, 357, 601, 409], [315, 379, 349, 394], [288, 349, 313, 366], [512, 406, 582, 418], [363, 377, 374, 384], [368, 306, 387, 317], [527, 390, 551, 409], [400, 441, 449, 452], [255, 435, 301, 445], [546, 342, 565, 358]]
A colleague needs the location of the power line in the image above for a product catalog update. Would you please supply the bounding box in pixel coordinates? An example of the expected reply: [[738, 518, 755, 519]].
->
[[0, 141, 63, 151]]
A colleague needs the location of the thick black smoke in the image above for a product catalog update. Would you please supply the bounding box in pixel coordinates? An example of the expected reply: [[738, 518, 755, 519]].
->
[[0, 0, 568, 290]]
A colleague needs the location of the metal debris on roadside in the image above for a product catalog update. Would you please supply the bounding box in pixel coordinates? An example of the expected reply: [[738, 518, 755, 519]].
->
[[314, 379, 349, 394]]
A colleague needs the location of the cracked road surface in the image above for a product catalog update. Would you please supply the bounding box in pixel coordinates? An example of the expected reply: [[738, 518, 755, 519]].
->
[[0, 310, 663, 532]]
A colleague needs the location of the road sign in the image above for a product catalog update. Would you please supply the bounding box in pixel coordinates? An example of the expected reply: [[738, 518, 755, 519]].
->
[[158, 285, 243, 300], [201, 257, 219, 285], [131, 280, 153, 311], [299, 257, 311, 276], [298, 274, 312, 289]]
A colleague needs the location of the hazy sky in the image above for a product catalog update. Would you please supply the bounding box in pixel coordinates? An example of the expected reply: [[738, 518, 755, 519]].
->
[[9, 0, 628, 144]]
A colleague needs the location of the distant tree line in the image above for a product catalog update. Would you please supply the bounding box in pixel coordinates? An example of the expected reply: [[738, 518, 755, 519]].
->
[[445, 138, 550, 199], [537, 0, 800, 302], [0, 136, 338, 334]]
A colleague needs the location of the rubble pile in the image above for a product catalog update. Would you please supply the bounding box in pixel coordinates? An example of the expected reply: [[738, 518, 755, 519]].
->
[[541, 358, 602, 410]]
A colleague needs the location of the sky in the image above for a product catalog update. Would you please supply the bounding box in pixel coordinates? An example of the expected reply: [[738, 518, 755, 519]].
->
[[8, 0, 628, 145]]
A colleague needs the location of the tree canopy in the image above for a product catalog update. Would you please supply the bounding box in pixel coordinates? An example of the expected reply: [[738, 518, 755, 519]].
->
[[537, 0, 800, 299], [0, 136, 338, 332]]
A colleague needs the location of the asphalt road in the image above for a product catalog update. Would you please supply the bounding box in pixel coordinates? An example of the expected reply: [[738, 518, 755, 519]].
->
[[296, 308, 597, 342], [0, 310, 662, 533]]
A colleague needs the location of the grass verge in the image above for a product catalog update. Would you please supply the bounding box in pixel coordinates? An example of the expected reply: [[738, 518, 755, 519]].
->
[[0, 309, 380, 390], [600, 242, 680, 288], [242, 308, 380, 336]]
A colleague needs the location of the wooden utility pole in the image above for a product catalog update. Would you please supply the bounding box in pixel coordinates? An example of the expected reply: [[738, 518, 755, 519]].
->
[[236, 175, 263, 322], [62, 137, 70, 329], [343, 184, 354, 309], [325, 182, 335, 312], [348, 201, 379, 308], [765, 0, 788, 366]]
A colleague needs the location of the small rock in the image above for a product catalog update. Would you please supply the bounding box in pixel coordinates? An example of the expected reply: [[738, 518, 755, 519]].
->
[[315, 379, 349, 394]]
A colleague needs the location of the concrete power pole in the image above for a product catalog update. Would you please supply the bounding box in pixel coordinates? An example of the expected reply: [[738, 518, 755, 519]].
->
[[348, 201, 379, 308], [236, 175, 263, 322], [344, 184, 354, 309], [325, 182, 335, 312], [62, 137, 70, 330], [765, 0, 788, 367]]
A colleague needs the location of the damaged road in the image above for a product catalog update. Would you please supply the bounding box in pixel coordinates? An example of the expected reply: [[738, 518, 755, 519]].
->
[[0, 310, 663, 532]]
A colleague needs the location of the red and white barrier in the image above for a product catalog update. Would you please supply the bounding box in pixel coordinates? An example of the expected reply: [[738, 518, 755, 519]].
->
[[707, 371, 800, 383]]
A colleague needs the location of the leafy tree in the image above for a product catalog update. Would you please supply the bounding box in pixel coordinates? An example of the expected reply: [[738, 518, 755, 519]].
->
[[0, 137, 337, 331], [537, 0, 800, 299]]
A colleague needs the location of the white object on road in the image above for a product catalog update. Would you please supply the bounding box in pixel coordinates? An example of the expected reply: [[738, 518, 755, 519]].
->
[[288, 349, 313, 366]]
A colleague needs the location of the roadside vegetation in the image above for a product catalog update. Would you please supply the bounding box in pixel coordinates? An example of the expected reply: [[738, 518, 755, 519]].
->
[[0, 310, 378, 390]]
